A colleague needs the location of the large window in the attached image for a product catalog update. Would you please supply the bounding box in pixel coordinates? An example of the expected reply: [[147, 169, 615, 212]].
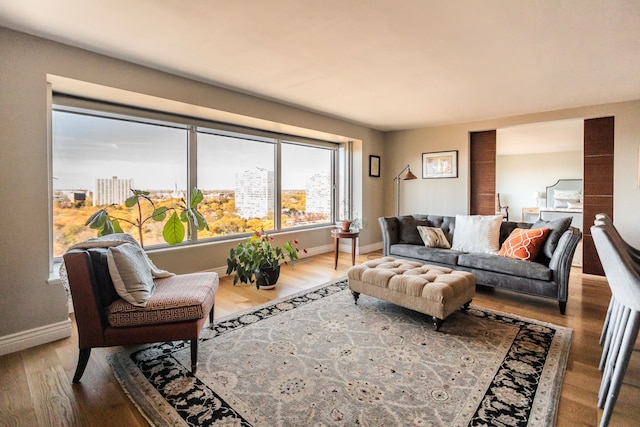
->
[[51, 101, 343, 257], [196, 130, 277, 236], [281, 142, 334, 229], [52, 109, 188, 257]]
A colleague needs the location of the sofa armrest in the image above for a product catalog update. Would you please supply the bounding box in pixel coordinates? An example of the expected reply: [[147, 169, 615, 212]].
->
[[549, 226, 582, 302], [379, 216, 400, 256]]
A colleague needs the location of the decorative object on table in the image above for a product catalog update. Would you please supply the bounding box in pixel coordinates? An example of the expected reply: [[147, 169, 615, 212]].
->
[[533, 191, 546, 208], [422, 150, 458, 179], [393, 164, 417, 215], [339, 215, 361, 232], [339, 219, 352, 231], [225, 231, 303, 289], [368, 154, 380, 177], [85, 187, 208, 247], [109, 278, 571, 427]]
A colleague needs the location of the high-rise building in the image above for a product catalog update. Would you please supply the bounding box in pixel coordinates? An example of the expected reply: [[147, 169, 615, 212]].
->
[[94, 176, 133, 206], [306, 172, 331, 215], [235, 168, 274, 219]]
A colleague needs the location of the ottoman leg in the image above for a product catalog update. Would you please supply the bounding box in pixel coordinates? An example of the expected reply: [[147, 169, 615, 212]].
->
[[351, 291, 360, 304], [462, 300, 472, 311], [432, 317, 443, 332]]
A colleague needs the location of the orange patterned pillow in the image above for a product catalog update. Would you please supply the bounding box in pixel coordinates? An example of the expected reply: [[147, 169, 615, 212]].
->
[[499, 228, 550, 262]]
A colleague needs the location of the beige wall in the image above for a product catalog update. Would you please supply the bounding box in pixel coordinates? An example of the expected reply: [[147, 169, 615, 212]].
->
[[0, 27, 384, 346], [384, 100, 640, 247]]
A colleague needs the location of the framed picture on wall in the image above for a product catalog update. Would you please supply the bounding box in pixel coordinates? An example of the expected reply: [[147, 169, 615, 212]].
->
[[369, 155, 381, 177], [422, 150, 458, 179]]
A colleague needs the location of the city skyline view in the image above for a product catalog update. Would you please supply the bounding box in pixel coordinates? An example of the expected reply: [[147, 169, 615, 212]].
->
[[52, 110, 333, 192]]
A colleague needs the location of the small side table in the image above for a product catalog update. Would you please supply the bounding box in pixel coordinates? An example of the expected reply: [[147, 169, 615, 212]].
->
[[331, 229, 359, 269], [522, 207, 540, 222]]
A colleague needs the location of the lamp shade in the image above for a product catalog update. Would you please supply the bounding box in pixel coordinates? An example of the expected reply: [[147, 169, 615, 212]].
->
[[399, 168, 417, 180]]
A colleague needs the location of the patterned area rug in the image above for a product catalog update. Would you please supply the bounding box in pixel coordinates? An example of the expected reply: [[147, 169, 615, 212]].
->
[[110, 278, 571, 426]]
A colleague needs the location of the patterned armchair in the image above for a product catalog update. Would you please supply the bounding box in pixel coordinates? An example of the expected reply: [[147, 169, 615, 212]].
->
[[63, 247, 218, 382]]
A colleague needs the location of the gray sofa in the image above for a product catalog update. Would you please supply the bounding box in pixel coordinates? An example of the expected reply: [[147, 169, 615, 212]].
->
[[379, 215, 582, 314]]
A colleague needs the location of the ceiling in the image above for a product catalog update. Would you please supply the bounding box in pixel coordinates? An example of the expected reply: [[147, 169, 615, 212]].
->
[[1, 0, 639, 131]]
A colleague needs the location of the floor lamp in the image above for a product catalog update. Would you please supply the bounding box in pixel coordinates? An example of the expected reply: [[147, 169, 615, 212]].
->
[[394, 164, 418, 215]]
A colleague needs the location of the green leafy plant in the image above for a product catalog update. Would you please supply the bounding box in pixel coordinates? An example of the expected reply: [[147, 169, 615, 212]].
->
[[85, 187, 209, 247], [226, 231, 304, 288]]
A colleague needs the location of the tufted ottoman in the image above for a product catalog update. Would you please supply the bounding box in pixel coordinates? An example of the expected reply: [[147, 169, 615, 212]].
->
[[347, 257, 476, 331]]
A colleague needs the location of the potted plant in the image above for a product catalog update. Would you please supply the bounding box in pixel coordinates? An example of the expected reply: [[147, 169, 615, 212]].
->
[[226, 231, 303, 289], [85, 187, 209, 247], [339, 213, 362, 232]]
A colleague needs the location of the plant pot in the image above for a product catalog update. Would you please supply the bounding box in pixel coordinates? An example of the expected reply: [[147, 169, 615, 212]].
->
[[340, 220, 352, 231], [255, 265, 281, 289]]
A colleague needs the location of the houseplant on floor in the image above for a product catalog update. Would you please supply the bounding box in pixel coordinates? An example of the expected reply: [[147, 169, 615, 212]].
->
[[226, 231, 302, 289]]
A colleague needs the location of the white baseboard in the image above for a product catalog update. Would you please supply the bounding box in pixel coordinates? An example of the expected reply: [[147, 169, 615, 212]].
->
[[0, 319, 72, 356], [359, 240, 383, 254]]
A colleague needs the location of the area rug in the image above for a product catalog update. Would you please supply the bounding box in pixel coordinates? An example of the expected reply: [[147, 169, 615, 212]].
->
[[109, 278, 572, 426]]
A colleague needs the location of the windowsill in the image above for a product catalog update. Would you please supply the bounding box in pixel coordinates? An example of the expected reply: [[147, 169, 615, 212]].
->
[[48, 259, 63, 285], [48, 225, 337, 283]]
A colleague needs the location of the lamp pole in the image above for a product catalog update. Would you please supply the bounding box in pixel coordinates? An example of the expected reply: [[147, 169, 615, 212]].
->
[[394, 164, 418, 216]]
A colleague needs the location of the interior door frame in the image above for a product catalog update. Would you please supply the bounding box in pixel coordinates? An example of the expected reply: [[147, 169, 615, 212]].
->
[[469, 116, 614, 275]]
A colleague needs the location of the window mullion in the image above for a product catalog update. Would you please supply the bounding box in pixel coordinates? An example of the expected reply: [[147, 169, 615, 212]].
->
[[188, 126, 198, 241], [274, 140, 282, 231]]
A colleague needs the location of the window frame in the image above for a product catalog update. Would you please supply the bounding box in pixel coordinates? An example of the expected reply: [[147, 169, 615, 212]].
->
[[50, 94, 347, 261]]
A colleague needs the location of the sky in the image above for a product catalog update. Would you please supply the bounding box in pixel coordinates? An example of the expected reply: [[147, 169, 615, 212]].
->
[[52, 110, 332, 191]]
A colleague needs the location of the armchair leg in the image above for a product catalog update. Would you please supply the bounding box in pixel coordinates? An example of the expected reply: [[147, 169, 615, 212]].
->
[[190, 339, 198, 374], [73, 348, 91, 383], [209, 305, 214, 329]]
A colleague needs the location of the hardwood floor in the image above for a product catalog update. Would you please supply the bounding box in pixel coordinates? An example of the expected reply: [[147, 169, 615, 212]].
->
[[1, 251, 639, 426]]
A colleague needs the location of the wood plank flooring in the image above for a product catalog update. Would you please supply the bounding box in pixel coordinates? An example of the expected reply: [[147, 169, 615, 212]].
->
[[1, 250, 638, 426]]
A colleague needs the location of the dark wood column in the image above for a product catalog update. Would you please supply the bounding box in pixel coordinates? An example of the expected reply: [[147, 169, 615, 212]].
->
[[582, 116, 614, 276], [470, 130, 497, 215]]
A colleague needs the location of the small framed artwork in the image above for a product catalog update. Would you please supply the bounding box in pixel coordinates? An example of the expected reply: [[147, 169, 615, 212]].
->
[[422, 150, 458, 179], [369, 155, 381, 177]]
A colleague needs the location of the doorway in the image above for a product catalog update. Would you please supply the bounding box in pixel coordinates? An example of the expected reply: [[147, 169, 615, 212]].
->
[[469, 116, 614, 275]]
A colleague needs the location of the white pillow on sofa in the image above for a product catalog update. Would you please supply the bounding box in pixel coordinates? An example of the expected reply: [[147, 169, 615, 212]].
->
[[107, 243, 156, 307], [452, 214, 502, 254]]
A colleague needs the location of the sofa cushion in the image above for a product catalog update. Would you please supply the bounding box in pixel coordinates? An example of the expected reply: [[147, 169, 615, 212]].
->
[[458, 253, 553, 281], [398, 216, 429, 245], [451, 214, 502, 254], [531, 216, 572, 259], [417, 226, 451, 248], [390, 244, 463, 266], [499, 227, 550, 262]]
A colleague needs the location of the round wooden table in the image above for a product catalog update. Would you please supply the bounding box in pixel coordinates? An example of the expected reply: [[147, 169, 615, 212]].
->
[[331, 229, 359, 269]]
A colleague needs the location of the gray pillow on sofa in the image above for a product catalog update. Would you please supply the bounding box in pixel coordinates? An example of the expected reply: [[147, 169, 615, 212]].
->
[[531, 216, 572, 259], [398, 216, 429, 245]]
